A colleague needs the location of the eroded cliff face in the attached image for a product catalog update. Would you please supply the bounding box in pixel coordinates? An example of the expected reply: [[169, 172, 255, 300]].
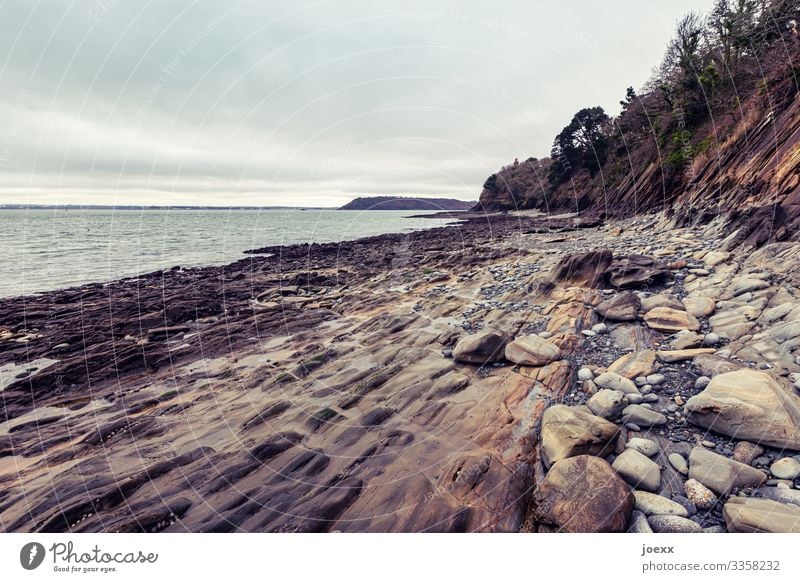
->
[[475, 40, 800, 247]]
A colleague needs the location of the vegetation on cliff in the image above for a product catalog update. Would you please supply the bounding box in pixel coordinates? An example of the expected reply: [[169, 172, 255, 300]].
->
[[339, 196, 474, 211], [477, 0, 800, 239]]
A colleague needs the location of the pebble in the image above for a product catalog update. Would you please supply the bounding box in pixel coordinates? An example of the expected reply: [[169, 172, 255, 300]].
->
[[701, 440, 716, 448], [625, 423, 641, 432], [626, 437, 659, 457], [633, 491, 688, 517], [674, 395, 684, 406], [668, 453, 689, 475], [581, 330, 596, 337], [625, 394, 644, 405], [771, 457, 800, 480], [694, 376, 711, 389], [538, 331, 554, 339], [640, 385, 652, 394], [629, 510, 653, 533], [646, 374, 666, 385], [643, 394, 659, 403], [704, 333, 721, 345], [635, 376, 647, 387], [591, 323, 608, 334], [648, 515, 703, 533], [577, 367, 594, 381], [684, 478, 718, 510], [672, 494, 698, 516]]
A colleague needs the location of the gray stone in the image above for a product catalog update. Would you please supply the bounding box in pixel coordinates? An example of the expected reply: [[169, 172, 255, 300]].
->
[[626, 437, 659, 457], [668, 453, 689, 475], [688, 446, 767, 495], [771, 457, 800, 480], [633, 491, 689, 517], [587, 389, 626, 419], [621, 404, 668, 427], [504, 335, 562, 366], [629, 509, 653, 533], [648, 514, 703, 533], [724, 497, 800, 533], [594, 371, 639, 395], [684, 478, 718, 510], [612, 449, 661, 492], [577, 367, 594, 381]]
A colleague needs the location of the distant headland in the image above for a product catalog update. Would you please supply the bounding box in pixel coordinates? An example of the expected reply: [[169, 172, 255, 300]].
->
[[338, 196, 475, 211]]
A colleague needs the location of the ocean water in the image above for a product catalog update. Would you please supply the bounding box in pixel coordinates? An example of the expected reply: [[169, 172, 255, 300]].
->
[[0, 208, 457, 298]]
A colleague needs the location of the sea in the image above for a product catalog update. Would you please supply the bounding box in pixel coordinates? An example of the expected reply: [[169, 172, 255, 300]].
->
[[0, 208, 458, 298]]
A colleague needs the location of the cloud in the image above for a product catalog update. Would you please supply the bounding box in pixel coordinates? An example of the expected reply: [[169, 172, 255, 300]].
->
[[0, 0, 714, 206]]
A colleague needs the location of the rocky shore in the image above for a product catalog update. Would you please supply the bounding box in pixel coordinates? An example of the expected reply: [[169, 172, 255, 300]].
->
[[1, 210, 800, 533]]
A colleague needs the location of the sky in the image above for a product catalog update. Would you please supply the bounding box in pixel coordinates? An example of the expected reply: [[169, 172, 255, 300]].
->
[[0, 0, 715, 207]]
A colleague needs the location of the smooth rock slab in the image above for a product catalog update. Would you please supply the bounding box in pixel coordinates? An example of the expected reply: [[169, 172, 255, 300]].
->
[[504, 335, 562, 366], [621, 404, 667, 427], [644, 307, 700, 333], [688, 446, 766, 495], [453, 331, 508, 365], [683, 296, 716, 317], [648, 514, 703, 533], [724, 497, 800, 533], [612, 449, 661, 492], [656, 348, 716, 363], [540, 405, 620, 468], [608, 350, 657, 379], [633, 491, 688, 517], [533, 455, 634, 533], [684, 369, 800, 451]]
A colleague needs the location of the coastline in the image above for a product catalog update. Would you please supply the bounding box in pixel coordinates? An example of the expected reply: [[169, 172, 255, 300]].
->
[[2, 211, 800, 533]]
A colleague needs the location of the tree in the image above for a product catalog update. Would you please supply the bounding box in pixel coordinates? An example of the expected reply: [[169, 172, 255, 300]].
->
[[707, 0, 759, 73], [549, 106, 611, 186]]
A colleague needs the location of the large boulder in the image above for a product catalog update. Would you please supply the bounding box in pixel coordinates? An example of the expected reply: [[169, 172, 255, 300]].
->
[[723, 497, 800, 533], [643, 307, 700, 332], [452, 331, 508, 365], [533, 455, 634, 532], [595, 292, 641, 321], [540, 405, 620, 468], [688, 446, 766, 495], [547, 250, 613, 288], [684, 369, 800, 450], [504, 335, 561, 366]]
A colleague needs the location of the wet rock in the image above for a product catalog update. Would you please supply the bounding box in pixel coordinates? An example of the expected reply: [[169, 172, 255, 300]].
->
[[452, 331, 508, 365], [595, 292, 640, 322], [504, 335, 561, 366], [621, 404, 667, 427], [685, 369, 800, 450], [533, 455, 634, 533], [723, 497, 800, 533], [684, 478, 718, 510], [688, 446, 766, 495], [540, 405, 620, 468], [633, 491, 689, 517], [648, 514, 703, 533], [612, 449, 661, 492], [587, 389, 626, 419], [644, 307, 700, 333]]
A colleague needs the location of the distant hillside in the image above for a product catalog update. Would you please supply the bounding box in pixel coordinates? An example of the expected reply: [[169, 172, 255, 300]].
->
[[339, 196, 474, 211]]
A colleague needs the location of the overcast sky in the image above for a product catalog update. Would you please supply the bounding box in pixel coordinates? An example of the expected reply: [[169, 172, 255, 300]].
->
[[0, 0, 714, 207]]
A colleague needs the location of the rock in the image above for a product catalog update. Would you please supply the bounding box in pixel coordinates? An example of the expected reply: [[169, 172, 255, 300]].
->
[[547, 250, 613, 288], [645, 373, 665, 385], [729, 277, 770, 297], [692, 354, 743, 377], [683, 296, 716, 317], [625, 423, 641, 432], [533, 455, 634, 532], [626, 437, 659, 457], [628, 510, 653, 533], [732, 441, 765, 465], [594, 371, 639, 394], [504, 335, 561, 366], [704, 333, 721, 345], [703, 250, 730, 267], [607, 350, 656, 380], [770, 457, 800, 480], [684, 478, 718, 510], [540, 405, 620, 468], [577, 367, 594, 381], [625, 393, 643, 405], [755, 486, 800, 506], [621, 404, 667, 427], [668, 453, 689, 475], [147, 325, 190, 339], [640, 294, 684, 312], [670, 330, 705, 350], [587, 389, 626, 419], [595, 292, 641, 321], [694, 376, 710, 389], [688, 446, 767, 495], [452, 331, 508, 365], [684, 369, 800, 450], [656, 348, 716, 363], [606, 255, 672, 289], [723, 497, 800, 533], [633, 491, 689, 517], [644, 307, 701, 332], [612, 449, 661, 492], [591, 323, 608, 334], [648, 514, 703, 533]]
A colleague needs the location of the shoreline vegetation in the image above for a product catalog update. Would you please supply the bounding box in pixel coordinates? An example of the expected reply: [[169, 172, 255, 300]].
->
[[2, 210, 800, 532]]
